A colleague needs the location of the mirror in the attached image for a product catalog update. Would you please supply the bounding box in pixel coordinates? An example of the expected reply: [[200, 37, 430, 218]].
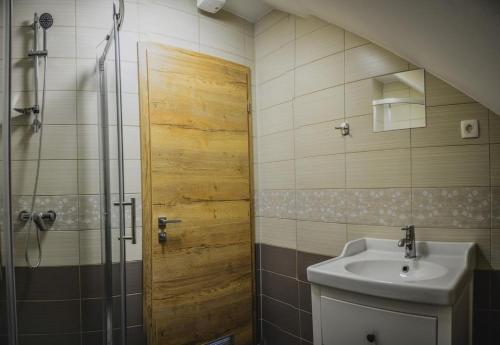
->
[[372, 69, 426, 132]]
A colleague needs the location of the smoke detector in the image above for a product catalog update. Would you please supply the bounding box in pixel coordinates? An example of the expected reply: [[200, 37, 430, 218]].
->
[[197, 0, 226, 13]]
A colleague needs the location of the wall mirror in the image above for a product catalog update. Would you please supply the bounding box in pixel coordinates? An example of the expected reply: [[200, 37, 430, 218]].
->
[[372, 69, 426, 132]]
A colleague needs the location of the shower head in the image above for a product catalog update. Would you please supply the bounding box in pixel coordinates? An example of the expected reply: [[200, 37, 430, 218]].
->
[[39, 13, 53, 30]]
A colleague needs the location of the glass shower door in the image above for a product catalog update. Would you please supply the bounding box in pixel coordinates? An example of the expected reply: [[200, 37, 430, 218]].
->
[[97, 2, 134, 343]]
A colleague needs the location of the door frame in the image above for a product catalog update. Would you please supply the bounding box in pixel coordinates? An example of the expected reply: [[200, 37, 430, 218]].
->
[[137, 42, 256, 344]]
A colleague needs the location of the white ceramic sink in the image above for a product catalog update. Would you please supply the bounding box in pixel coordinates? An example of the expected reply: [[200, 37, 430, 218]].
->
[[307, 238, 476, 305]]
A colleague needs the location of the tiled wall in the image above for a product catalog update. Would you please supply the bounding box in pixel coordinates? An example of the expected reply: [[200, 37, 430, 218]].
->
[[2, 0, 255, 344], [253, 10, 500, 345], [0, 261, 144, 345]]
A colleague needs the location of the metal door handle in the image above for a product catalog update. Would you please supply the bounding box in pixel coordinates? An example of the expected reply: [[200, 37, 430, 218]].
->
[[114, 197, 137, 244], [158, 217, 182, 243]]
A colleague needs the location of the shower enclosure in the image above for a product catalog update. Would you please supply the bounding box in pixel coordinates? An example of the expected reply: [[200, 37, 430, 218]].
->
[[1, 0, 138, 344]]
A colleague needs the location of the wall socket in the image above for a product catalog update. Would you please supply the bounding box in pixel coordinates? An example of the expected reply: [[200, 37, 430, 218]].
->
[[460, 120, 479, 139]]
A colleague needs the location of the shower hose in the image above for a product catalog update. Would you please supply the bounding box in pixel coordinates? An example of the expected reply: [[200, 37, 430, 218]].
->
[[25, 55, 48, 268]]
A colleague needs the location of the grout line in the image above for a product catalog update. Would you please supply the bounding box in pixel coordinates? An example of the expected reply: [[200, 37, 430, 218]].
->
[[262, 294, 300, 312], [261, 319, 302, 341]]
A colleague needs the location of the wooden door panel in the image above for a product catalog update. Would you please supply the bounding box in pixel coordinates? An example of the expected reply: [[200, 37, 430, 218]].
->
[[151, 201, 251, 251], [148, 69, 248, 132], [139, 43, 254, 345], [150, 125, 250, 205], [154, 289, 253, 345]]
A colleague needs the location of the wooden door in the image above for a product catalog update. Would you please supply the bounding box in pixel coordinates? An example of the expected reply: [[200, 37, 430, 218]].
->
[[138, 43, 254, 345]]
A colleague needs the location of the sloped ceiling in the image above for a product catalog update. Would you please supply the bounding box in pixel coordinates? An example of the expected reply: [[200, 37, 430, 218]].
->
[[265, 0, 500, 115], [224, 0, 273, 22]]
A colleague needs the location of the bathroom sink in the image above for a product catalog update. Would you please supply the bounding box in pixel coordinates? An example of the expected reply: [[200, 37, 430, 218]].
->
[[307, 238, 476, 305], [344, 259, 447, 283]]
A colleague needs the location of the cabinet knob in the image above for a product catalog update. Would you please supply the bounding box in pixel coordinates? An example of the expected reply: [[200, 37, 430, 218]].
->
[[366, 334, 376, 343]]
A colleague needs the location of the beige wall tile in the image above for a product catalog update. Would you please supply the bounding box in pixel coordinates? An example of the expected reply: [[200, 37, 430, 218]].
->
[[254, 217, 262, 244], [199, 18, 246, 57], [253, 163, 260, 191], [258, 71, 294, 110], [255, 10, 288, 37], [259, 160, 295, 190], [345, 79, 373, 117], [418, 227, 491, 269], [295, 53, 344, 97], [256, 41, 294, 84], [347, 224, 400, 241], [79, 230, 102, 265], [346, 149, 411, 188], [10, 126, 44, 160], [15, 231, 79, 267], [111, 227, 143, 262], [260, 217, 297, 249], [490, 111, 500, 143], [38, 160, 78, 195], [294, 85, 345, 127], [345, 43, 408, 82], [296, 15, 328, 38], [345, 114, 410, 152], [77, 125, 99, 160], [258, 101, 294, 136], [345, 31, 369, 50], [259, 130, 295, 163], [492, 229, 500, 269], [425, 73, 474, 106], [294, 121, 345, 158], [78, 160, 100, 195], [295, 24, 344, 66], [255, 15, 295, 59], [295, 154, 346, 189], [492, 144, 500, 186], [412, 145, 490, 187], [297, 221, 347, 256], [411, 103, 489, 147]]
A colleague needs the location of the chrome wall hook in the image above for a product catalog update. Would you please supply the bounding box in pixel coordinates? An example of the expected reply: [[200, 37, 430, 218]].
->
[[334, 122, 350, 136]]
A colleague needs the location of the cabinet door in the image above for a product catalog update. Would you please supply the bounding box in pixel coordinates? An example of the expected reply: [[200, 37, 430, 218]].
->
[[320, 297, 437, 345]]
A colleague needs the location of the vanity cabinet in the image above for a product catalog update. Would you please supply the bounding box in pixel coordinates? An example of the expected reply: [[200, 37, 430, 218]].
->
[[321, 297, 436, 345], [312, 283, 472, 345]]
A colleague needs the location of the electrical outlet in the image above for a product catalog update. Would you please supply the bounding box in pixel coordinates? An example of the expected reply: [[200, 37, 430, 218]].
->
[[460, 120, 479, 139]]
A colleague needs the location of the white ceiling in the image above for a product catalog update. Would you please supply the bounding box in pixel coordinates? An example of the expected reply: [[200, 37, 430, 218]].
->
[[224, 0, 273, 23]]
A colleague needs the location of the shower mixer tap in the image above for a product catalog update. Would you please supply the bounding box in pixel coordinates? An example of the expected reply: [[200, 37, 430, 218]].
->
[[19, 210, 57, 231]]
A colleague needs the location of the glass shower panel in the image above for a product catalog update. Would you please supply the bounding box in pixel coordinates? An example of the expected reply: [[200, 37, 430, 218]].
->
[[97, 6, 132, 340]]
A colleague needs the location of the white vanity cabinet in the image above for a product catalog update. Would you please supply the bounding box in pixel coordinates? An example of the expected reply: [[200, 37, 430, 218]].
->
[[307, 238, 476, 345], [311, 283, 472, 345]]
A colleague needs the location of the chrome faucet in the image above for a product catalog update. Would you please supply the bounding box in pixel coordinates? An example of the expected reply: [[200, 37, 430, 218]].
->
[[398, 225, 416, 259]]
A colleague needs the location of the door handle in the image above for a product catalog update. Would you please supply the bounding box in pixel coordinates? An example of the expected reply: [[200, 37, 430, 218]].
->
[[158, 216, 182, 243], [114, 197, 137, 244]]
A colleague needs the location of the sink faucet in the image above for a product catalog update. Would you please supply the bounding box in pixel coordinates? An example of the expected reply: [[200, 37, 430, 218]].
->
[[398, 225, 416, 259]]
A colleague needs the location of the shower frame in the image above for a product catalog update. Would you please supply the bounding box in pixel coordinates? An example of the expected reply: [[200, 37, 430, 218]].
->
[[97, 1, 134, 344], [1, 1, 17, 345]]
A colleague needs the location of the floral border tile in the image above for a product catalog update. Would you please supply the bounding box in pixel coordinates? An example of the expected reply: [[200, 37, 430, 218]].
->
[[492, 187, 500, 228], [79, 195, 101, 230], [347, 188, 411, 226], [296, 189, 346, 223], [257, 190, 295, 219], [413, 187, 491, 229]]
